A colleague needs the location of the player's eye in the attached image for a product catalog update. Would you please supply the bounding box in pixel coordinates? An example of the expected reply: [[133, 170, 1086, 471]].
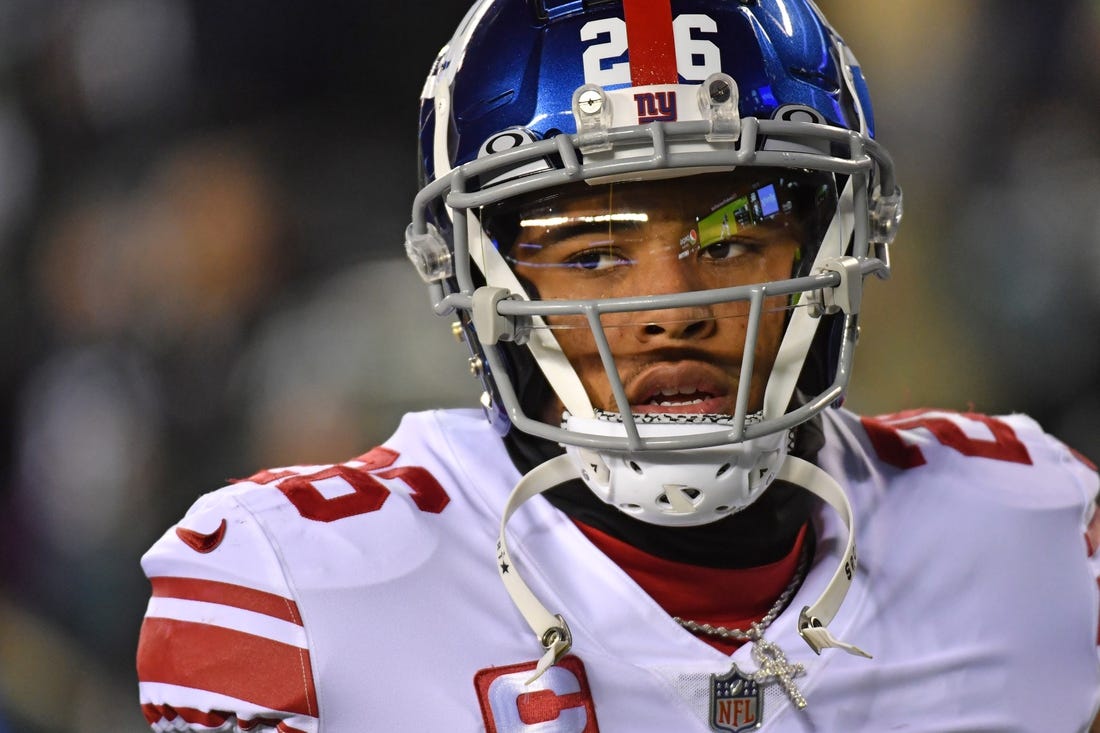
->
[[566, 248, 632, 271], [698, 240, 750, 261]]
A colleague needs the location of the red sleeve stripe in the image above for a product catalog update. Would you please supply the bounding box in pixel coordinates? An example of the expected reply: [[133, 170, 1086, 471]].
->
[[138, 617, 318, 717], [142, 703, 314, 732], [622, 0, 679, 85], [151, 576, 303, 625]]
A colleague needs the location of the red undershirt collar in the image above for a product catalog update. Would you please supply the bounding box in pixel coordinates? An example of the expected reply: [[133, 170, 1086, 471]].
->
[[573, 520, 810, 654]]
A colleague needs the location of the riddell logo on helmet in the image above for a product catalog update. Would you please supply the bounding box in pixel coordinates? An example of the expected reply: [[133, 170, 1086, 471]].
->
[[634, 91, 677, 122]]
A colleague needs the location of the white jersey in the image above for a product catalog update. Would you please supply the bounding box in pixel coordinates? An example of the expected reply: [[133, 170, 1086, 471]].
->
[[137, 407, 1100, 732]]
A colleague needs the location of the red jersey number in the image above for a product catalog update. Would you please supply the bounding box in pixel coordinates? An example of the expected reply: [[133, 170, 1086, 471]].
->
[[861, 410, 1032, 469], [244, 447, 450, 522]]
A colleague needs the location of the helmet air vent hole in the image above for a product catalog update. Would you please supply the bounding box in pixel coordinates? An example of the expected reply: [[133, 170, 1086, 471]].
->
[[657, 488, 700, 506], [628, 460, 643, 474], [715, 505, 731, 513], [715, 463, 731, 478]]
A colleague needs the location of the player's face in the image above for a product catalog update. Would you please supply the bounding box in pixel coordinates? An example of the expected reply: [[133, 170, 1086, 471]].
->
[[497, 172, 803, 418]]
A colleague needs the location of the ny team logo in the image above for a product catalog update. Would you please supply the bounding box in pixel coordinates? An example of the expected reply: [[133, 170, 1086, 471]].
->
[[710, 664, 762, 732], [634, 91, 677, 122], [475, 656, 599, 733]]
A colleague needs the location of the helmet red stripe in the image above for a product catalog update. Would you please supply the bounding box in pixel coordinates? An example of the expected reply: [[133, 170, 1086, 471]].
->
[[622, 0, 678, 85]]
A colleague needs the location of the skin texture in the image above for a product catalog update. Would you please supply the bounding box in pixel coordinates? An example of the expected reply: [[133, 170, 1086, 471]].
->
[[503, 174, 800, 419]]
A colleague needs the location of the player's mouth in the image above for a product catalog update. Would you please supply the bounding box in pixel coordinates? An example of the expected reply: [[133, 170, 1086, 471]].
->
[[636, 387, 723, 412], [626, 362, 734, 415]]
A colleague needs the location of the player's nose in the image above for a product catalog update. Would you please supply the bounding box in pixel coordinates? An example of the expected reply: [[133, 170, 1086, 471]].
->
[[631, 261, 717, 342]]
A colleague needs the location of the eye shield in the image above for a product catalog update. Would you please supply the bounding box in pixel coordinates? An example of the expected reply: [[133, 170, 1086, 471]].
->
[[478, 168, 837, 326]]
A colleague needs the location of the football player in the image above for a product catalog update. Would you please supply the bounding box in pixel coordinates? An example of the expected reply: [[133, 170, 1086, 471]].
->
[[137, 0, 1100, 730]]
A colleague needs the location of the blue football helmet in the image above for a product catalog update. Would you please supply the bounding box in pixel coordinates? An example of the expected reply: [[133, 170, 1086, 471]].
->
[[405, 0, 901, 527]]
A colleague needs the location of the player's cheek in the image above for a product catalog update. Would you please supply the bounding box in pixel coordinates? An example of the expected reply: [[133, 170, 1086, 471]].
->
[[548, 320, 601, 371]]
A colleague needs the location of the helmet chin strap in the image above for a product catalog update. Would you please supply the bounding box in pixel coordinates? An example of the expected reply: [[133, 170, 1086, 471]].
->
[[466, 213, 595, 420], [561, 413, 790, 527], [496, 453, 870, 684], [763, 178, 854, 420]]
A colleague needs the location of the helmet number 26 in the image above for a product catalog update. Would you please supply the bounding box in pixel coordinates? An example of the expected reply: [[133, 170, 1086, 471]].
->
[[580, 14, 721, 86]]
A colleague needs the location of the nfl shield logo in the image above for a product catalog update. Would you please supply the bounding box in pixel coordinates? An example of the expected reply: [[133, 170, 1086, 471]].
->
[[710, 664, 762, 732]]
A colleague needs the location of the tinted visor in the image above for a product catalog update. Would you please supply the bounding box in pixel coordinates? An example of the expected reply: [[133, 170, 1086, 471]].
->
[[480, 169, 837, 318], [476, 169, 840, 419]]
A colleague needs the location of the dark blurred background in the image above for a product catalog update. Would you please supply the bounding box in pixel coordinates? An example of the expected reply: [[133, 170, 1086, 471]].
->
[[0, 1, 1097, 730]]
